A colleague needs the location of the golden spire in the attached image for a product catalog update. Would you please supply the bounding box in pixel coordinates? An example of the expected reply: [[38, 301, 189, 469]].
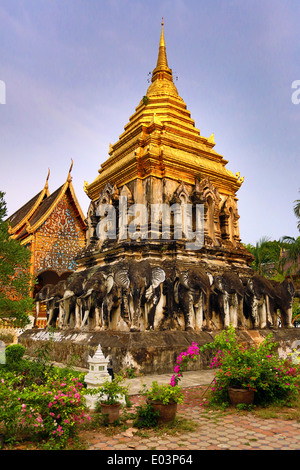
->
[[156, 18, 169, 69], [146, 18, 178, 98], [151, 18, 173, 81]]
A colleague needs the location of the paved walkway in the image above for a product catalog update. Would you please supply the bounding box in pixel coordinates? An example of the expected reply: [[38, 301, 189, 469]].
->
[[85, 370, 300, 452]]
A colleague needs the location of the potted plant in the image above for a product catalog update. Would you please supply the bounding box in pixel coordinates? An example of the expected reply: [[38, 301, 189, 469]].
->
[[141, 381, 184, 423], [205, 326, 300, 407], [96, 375, 129, 423]]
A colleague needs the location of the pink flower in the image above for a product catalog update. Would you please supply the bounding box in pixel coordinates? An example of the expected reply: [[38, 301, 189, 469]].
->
[[170, 375, 176, 387]]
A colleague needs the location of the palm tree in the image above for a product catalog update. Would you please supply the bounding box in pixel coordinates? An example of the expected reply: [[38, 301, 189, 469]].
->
[[246, 237, 282, 277], [294, 190, 300, 232], [280, 236, 300, 277]]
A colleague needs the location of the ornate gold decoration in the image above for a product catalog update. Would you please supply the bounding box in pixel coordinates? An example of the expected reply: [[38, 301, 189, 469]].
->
[[85, 21, 242, 203], [34, 194, 85, 275]]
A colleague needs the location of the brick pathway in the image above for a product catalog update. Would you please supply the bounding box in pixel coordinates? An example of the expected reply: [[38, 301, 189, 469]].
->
[[85, 386, 300, 451]]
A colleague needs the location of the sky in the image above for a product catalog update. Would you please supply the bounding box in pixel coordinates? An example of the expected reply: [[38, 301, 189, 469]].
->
[[0, 0, 299, 245]]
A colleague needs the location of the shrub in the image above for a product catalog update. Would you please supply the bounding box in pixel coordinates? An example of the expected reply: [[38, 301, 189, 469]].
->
[[5, 344, 25, 367], [170, 326, 300, 407], [133, 403, 159, 428], [142, 381, 184, 405], [0, 350, 90, 449], [206, 328, 300, 406]]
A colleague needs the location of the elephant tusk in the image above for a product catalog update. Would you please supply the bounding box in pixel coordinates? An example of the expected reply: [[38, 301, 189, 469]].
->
[[79, 289, 94, 299]]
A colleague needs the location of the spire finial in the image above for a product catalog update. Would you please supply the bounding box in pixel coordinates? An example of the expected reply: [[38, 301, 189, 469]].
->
[[154, 17, 169, 72], [67, 158, 73, 182], [146, 19, 178, 97], [44, 168, 50, 190]]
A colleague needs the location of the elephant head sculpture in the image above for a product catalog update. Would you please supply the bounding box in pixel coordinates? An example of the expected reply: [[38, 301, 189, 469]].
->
[[211, 271, 245, 328], [79, 269, 116, 330], [175, 267, 211, 331], [244, 274, 276, 328], [114, 261, 165, 331], [270, 278, 295, 328], [44, 280, 67, 328], [60, 272, 87, 329]]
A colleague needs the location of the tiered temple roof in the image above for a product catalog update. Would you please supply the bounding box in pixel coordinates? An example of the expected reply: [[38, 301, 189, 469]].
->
[[7, 162, 86, 280], [85, 20, 244, 202]]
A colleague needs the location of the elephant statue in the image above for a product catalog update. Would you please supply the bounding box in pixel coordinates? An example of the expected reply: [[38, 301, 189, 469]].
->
[[114, 260, 165, 331], [244, 274, 276, 328], [60, 272, 87, 329], [270, 278, 295, 328], [211, 271, 245, 329], [79, 269, 117, 330], [174, 267, 212, 331], [34, 283, 54, 327], [44, 280, 67, 328]]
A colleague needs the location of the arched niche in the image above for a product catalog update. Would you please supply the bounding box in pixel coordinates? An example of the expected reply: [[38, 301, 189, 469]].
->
[[220, 196, 241, 245], [198, 178, 221, 245]]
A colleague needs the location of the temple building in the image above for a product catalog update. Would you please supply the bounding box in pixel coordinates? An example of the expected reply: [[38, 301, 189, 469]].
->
[[19, 22, 299, 374], [7, 163, 86, 326], [82, 20, 253, 272]]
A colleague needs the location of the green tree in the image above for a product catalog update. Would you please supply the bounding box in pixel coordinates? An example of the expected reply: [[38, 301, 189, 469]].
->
[[0, 191, 34, 327], [244, 237, 282, 278], [279, 236, 300, 277], [293, 189, 300, 232], [279, 190, 300, 277]]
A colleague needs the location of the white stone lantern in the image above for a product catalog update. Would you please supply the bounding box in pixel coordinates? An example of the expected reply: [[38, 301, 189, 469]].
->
[[84, 344, 111, 409]]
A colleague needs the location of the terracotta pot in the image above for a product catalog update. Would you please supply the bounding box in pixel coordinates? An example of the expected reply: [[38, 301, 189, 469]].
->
[[228, 387, 255, 406], [149, 401, 178, 424], [100, 403, 121, 423]]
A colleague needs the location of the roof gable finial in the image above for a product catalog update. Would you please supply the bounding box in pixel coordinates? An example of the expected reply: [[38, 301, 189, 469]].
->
[[67, 158, 73, 182]]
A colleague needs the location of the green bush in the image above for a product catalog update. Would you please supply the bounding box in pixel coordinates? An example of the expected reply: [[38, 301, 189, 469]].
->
[[0, 345, 90, 449], [203, 326, 300, 407], [5, 344, 25, 367], [133, 403, 159, 428]]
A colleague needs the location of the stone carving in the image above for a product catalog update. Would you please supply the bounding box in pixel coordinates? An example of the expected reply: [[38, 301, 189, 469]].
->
[[211, 271, 245, 329], [114, 261, 165, 332], [174, 267, 211, 331], [79, 270, 117, 330], [220, 196, 240, 246], [35, 175, 296, 334], [270, 278, 295, 328], [37, 263, 295, 332], [60, 272, 87, 329], [45, 280, 66, 328], [244, 274, 276, 329]]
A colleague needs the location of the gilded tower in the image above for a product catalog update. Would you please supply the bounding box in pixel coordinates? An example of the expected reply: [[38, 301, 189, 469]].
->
[[81, 21, 252, 272], [19, 22, 297, 373]]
